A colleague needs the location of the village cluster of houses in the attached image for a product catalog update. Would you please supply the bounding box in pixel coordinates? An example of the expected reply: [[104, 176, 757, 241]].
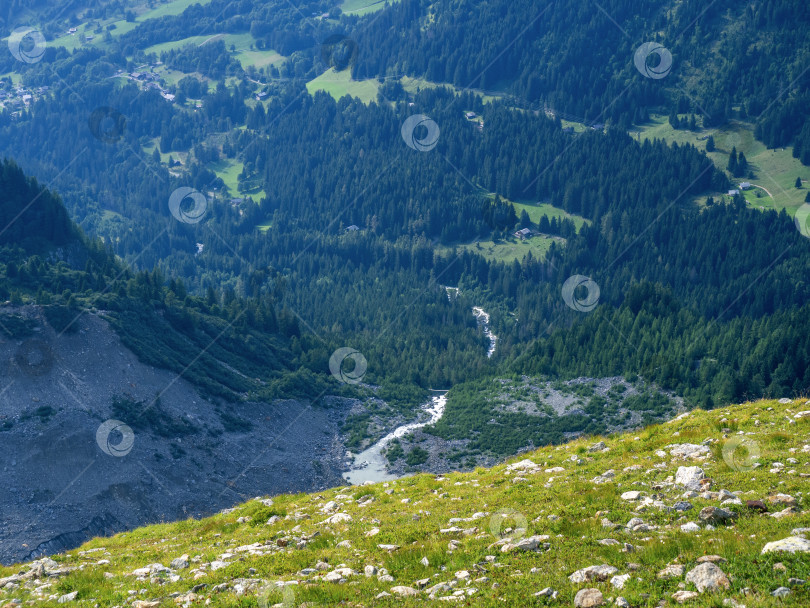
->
[[0, 83, 48, 117], [117, 66, 177, 103]]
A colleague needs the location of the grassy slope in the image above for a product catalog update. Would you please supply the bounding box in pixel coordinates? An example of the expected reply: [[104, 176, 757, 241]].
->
[[47, 0, 216, 52], [636, 116, 807, 215], [437, 201, 589, 263], [3, 399, 809, 606], [446, 236, 559, 264], [306, 68, 380, 104], [340, 0, 400, 17]]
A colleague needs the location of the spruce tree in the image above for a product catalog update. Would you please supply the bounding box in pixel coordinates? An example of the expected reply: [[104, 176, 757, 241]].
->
[[727, 147, 738, 175]]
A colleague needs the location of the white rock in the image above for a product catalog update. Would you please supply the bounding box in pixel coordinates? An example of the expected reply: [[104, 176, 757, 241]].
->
[[669, 444, 710, 459], [761, 536, 810, 554], [675, 466, 706, 491], [685, 563, 730, 592], [322, 513, 352, 525], [506, 459, 539, 471], [658, 564, 685, 579], [672, 590, 700, 603], [574, 588, 604, 607], [569, 564, 618, 583]]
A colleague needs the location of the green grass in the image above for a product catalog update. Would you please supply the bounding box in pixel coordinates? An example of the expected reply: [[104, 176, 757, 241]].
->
[[2, 399, 809, 607], [210, 158, 243, 193], [155, 67, 203, 87], [143, 34, 213, 55], [142, 138, 186, 166], [210, 158, 266, 201], [636, 116, 807, 215], [400, 76, 503, 104], [138, 0, 214, 20], [306, 68, 380, 104], [512, 201, 589, 231], [234, 48, 284, 69], [443, 235, 560, 263], [340, 0, 399, 16], [46, 0, 215, 53], [436, 199, 588, 263], [142, 32, 276, 63]]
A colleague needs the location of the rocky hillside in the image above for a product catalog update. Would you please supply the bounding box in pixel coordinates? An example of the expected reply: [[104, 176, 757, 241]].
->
[[0, 306, 350, 567], [1, 399, 809, 607]]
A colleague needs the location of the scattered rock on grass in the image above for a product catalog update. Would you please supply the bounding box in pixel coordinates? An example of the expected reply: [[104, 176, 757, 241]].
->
[[574, 588, 604, 607], [685, 563, 731, 592]]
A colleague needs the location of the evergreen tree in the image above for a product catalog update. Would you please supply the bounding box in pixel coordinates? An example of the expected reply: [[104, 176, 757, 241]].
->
[[736, 152, 748, 177], [727, 147, 738, 175], [668, 110, 681, 130]]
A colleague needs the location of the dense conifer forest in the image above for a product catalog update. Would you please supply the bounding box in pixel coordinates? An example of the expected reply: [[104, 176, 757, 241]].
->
[[2, 0, 810, 420]]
